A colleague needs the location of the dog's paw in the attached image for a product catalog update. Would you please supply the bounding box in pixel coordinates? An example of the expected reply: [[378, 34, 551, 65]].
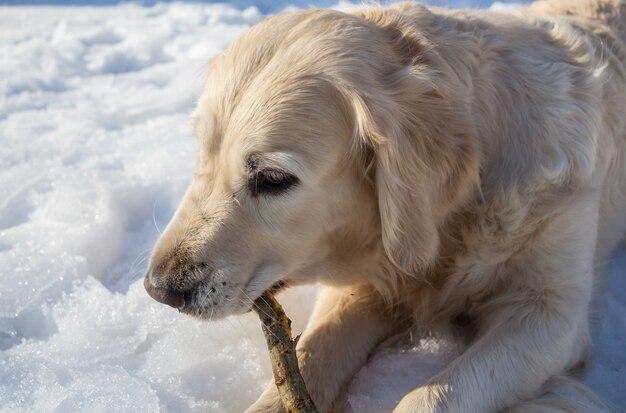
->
[[392, 386, 446, 413], [242, 401, 284, 413], [243, 385, 285, 413], [242, 406, 283, 413]]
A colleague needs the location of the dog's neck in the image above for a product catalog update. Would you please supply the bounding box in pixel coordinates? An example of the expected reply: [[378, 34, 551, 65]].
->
[[422, 6, 603, 194]]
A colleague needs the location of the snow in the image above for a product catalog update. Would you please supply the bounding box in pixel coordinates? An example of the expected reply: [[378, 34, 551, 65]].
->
[[0, 1, 623, 412]]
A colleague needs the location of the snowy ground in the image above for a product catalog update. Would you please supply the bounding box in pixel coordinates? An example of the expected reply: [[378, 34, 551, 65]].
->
[[0, 1, 624, 412]]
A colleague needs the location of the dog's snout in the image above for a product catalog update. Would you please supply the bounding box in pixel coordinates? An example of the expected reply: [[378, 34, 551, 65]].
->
[[143, 276, 186, 309]]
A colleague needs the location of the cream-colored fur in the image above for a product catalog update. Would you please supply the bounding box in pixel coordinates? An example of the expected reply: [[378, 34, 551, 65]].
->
[[145, 1, 626, 412]]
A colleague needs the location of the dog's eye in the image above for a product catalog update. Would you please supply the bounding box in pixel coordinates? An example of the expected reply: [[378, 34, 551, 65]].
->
[[249, 169, 299, 196]]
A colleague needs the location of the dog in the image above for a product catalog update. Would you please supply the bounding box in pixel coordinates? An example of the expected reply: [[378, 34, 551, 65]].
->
[[144, 0, 626, 411]]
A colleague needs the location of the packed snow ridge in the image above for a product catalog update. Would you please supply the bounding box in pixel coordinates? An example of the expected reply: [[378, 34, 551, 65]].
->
[[0, 1, 624, 412]]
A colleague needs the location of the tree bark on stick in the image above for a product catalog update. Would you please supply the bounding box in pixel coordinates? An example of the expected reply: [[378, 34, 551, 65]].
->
[[253, 292, 318, 413]]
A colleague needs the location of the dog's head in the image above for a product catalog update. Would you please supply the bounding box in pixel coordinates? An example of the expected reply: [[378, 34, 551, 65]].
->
[[144, 7, 478, 319]]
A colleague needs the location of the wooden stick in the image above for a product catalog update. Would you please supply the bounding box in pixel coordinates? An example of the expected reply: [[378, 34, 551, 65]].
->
[[253, 292, 318, 413]]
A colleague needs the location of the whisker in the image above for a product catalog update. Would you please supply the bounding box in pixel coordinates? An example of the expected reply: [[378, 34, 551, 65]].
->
[[153, 200, 162, 235], [239, 287, 275, 321], [129, 252, 151, 275], [238, 292, 281, 342], [128, 248, 152, 272]]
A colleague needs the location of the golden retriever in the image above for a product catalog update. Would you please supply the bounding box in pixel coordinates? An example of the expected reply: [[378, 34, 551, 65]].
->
[[144, 0, 626, 411]]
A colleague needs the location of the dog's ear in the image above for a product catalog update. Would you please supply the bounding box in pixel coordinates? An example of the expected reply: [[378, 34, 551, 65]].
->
[[346, 65, 479, 274], [337, 5, 481, 274]]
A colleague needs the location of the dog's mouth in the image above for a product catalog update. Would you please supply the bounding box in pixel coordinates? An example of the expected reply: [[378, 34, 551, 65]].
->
[[177, 279, 289, 319], [242, 280, 289, 313], [177, 290, 200, 315], [269, 279, 288, 294]]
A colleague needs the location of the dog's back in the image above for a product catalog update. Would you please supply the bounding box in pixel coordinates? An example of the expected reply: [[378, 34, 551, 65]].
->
[[530, 0, 626, 63], [528, 0, 626, 266], [531, 0, 625, 33]]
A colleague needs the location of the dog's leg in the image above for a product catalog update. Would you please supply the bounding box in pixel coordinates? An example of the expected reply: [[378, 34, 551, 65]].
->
[[505, 375, 614, 413], [393, 195, 599, 413], [393, 309, 590, 413], [244, 285, 396, 413]]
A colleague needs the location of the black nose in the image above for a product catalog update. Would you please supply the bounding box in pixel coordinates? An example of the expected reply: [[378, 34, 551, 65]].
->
[[143, 276, 185, 309]]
